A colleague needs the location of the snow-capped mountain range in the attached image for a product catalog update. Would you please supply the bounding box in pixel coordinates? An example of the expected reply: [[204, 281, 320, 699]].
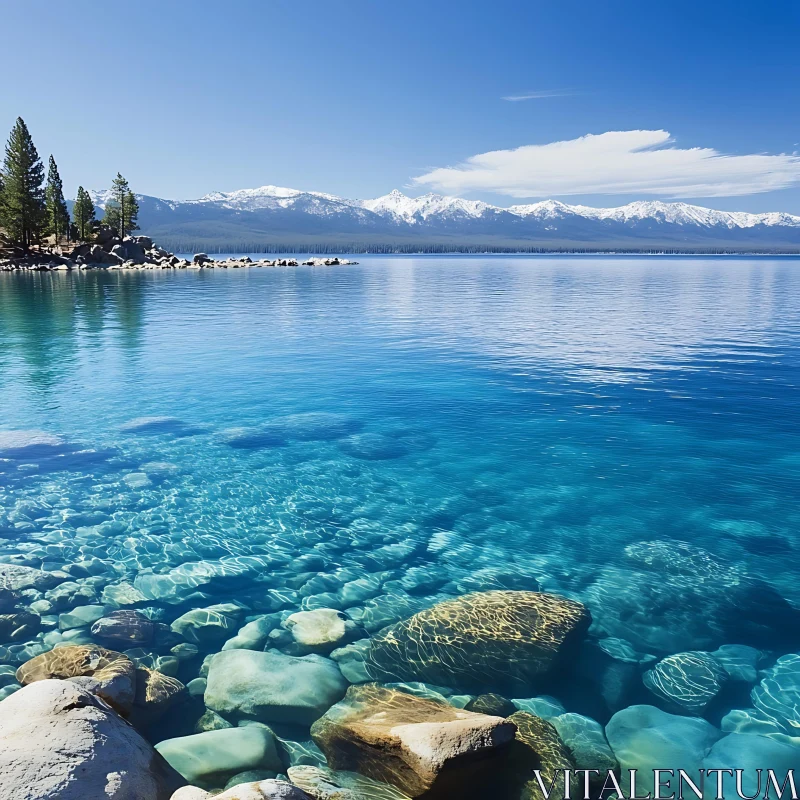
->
[[85, 185, 800, 251]]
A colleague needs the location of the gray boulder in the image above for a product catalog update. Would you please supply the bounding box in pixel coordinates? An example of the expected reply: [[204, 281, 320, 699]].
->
[[111, 241, 146, 264], [205, 650, 348, 725], [0, 679, 183, 799]]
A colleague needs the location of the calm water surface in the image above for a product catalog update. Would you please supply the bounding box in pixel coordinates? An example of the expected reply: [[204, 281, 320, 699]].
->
[[2, 256, 800, 752]]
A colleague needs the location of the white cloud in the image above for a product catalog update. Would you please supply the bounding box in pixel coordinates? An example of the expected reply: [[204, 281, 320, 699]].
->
[[501, 90, 573, 101], [413, 130, 800, 199]]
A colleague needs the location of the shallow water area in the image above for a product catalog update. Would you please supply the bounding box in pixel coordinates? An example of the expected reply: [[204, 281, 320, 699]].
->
[[2, 255, 800, 795]]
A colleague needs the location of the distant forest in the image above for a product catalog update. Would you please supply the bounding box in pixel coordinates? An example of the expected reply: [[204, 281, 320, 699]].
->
[[160, 240, 800, 256]]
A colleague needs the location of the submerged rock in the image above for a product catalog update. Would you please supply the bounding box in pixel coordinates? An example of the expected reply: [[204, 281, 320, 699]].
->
[[585, 540, 800, 653], [171, 603, 245, 644], [702, 733, 800, 797], [130, 667, 187, 728], [605, 704, 721, 797], [92, 609, 156, 645], [205, 649, 348, 725], [310, 683, 515, 798], [711, 644, 762, 683], [339, 433, 409, 461], [0, 430, 68, 459], [504, 712, 577, 800], [0, 611, 41, 641], [0, 563, 66, 591], [0, 679, 183, 799], [365, 590, 590, 692], [156, 727, 283, 789], [643, 651, 728, 713], [284, 609, 350, 652], [464, 693, 517, 717], [287, 766, 412, 799], [269, 413, 361, 442], [16, 644, 137, 713], [749, 652, 800, 735], [549, 712, 617, 774]]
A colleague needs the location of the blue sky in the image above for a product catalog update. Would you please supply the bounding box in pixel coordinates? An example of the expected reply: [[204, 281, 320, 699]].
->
[[2, 0, 799, 211]]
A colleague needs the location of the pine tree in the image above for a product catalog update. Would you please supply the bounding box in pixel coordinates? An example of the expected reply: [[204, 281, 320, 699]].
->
[[0, 117, 45, 249], [103, 173, 139, 238], [45, 155, 70, 244], [72, 186, 96, 241]]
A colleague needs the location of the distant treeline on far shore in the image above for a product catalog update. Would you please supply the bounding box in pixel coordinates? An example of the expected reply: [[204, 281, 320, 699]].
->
[[161, 241, 800, 256]]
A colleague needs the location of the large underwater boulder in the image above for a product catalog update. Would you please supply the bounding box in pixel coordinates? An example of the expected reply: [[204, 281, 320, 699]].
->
[[364, 590, 590, 692], [585, 540, 800, 653], [0, 679, 183, 799], [310, 684, 515, 798]]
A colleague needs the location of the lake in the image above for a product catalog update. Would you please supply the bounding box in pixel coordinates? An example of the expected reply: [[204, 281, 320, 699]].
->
[[2, 255, 800, 793]]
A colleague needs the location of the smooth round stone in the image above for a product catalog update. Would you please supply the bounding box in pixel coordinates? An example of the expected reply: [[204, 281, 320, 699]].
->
[[711, 644, 761, 683], [223, 617, 274, 652], [703, 733, 800, 798], [123, 472, 152, 490], [101, 582, 149, 607], [464, 694, 517, 717], [329, 639, 371, 684], [205, 650, 348, 726], [643, 651, 728, 713], [511, 695, 566, 720], [187, 678, 207, 697], [605, 705, 722, 797], [751, 653, 800, 734], [171, 643, 200, 661], [195, 709, 233, 734], [156, 727, 282, 789], [58, 605, 106, 632], [550, 712, 618, 773], [92, 610, 155, 645], [171, 604, 245, 645], [285, 609, 346, 650]]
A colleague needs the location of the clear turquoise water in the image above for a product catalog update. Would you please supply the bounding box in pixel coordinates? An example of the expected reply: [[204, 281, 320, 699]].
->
[[2, 255, 800, 736]]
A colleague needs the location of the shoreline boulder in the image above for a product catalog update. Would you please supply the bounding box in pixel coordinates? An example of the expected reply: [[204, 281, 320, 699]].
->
[[0, 679, 184, 799]]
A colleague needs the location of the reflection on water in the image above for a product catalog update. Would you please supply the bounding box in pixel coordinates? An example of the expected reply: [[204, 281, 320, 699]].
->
[[2, 256, 800, 788]]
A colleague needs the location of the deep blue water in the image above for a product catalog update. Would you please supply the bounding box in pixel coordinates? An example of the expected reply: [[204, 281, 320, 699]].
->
[[2, 256, 800, 781]]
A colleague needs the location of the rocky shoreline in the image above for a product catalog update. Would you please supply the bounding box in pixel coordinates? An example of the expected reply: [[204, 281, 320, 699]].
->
[[0, 231, 357, 272]]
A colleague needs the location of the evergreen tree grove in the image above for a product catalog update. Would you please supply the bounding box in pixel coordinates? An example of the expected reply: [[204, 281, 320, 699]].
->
[[0, 117, 45, 249], [72, 186, 95, 241], [45, 155, 70, 244], [103, 173, 139, 238]]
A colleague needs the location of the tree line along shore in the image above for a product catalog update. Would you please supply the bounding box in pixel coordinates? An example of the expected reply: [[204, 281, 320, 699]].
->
[[0, 117, 356, 272]]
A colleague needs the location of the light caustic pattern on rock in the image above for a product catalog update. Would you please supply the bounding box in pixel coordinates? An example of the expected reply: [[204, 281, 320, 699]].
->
[[365, 590, 590, 691]]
